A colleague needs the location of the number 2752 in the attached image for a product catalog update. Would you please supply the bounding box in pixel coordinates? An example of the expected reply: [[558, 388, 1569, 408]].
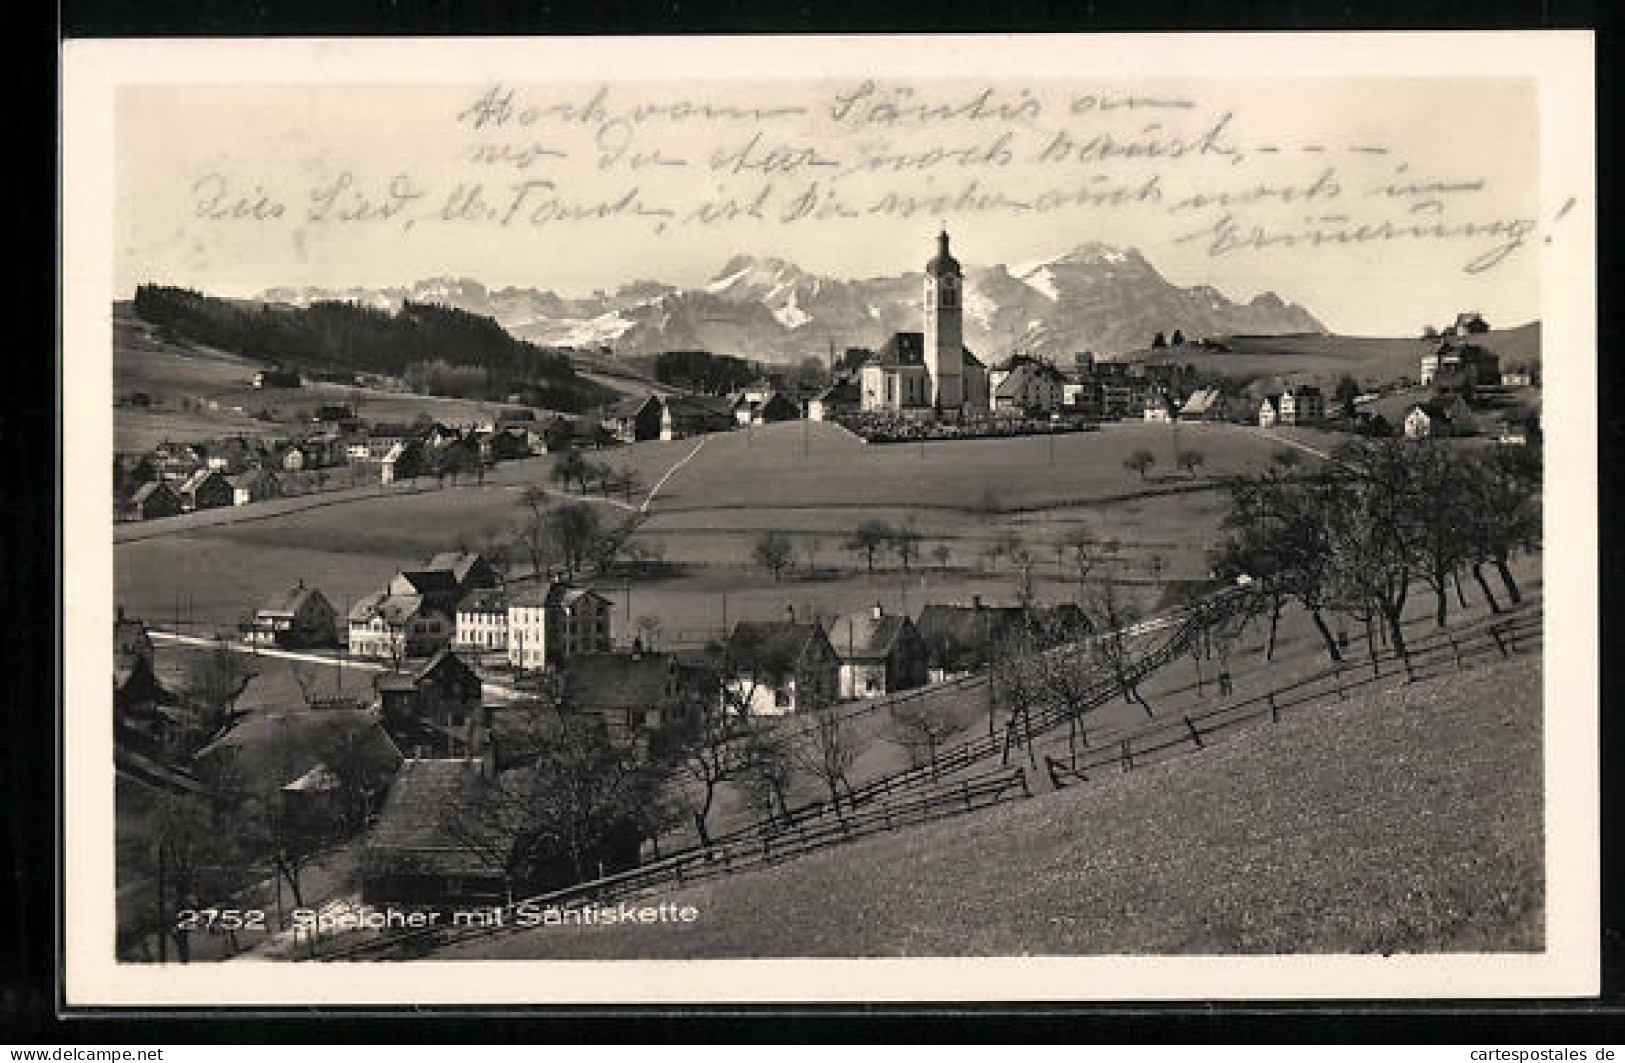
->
[[175, 908, 268, 932]]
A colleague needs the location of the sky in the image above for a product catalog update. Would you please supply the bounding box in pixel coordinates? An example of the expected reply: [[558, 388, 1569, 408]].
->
[[114, 75, 1544, 336]]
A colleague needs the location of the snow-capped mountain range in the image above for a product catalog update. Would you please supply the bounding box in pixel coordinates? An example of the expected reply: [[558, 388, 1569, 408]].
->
[[259, 243, 1324, 364]]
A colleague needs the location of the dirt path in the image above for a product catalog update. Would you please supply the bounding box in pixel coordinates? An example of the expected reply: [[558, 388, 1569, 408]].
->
[[639, 436, 708, 514]]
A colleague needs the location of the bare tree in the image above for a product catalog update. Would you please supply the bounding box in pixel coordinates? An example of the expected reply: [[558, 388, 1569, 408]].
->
[[844, 519, 893, 575], [888, 522, 922, 573], [737, 725, 797, 828], [793, 709, 860, 815], [1083, 580, 1154, 717], [889, 703, 962, 781], [753, 530, 796, 582], [931, 542, 952, 571], [1176, 448, 1207, 477], [672, 707, 747, 847]]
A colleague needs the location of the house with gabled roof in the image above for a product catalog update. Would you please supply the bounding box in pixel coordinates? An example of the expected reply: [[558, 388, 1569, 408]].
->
[[556, 649, 709, 740], [915, 598, 1087, 682], [722, 608, 841, 715], [604, 394, 663, 443], [347, 590, 452, 660], [660, 394, 735, 440], [227, 467, 283, 506], [825, 603, 929, 700], [123, 480, 182, 521], [1258, 394, 1283, 428], [375, 648, 485, 757], [242, 581, 339, 649], [425, 551, 500, 596], [808, 379, 860, 422], [360, 758, 512, 906], [177, 467, 234, 512], [454, 588, 509, 654]]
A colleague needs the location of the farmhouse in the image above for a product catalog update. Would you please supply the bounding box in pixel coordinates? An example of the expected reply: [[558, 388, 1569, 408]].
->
[[660, 395, 735, 440], [114, 607, 154, 671], [1258, 395, 1282, 428], [991, 360, 1064, 416], [915, 599, 1086, 682], [227, 468, 282, 506], [177, 468, 234, 512], [556, 650, 708, 740], [1420, 341, 1500, 387], [733, 390, 801, 426], [253, 368, 302, 389], [1142, 393, 1178, 423], [825, 604, 930, 700], [506, 580, 613, 671], [242, 582, 340, 649], [1404, 400, 1458, 439], [375, 648, 485, 757], [193, 708, 401, 818], [807, 380, 859, 422], [604, 394, 664, 443], [723, 612, 841, 716], [389, 569, 464, 614], [380, 440, 425, 484], [425, 551, 501, 597], [1279, 385, 1325, 425], [858, 230, 991, 420], [1179, 387, 1225, 421], [360, 758, 511, 907], [123, 481, 182, 521]]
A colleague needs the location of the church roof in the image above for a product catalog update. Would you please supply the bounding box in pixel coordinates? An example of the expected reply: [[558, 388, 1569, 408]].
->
[[926, 229, 962, 277], [865, 332, 984, 371]]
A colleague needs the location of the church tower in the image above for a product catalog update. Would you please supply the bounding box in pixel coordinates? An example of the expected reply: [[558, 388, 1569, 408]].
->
[[923, 228, 964, 412]]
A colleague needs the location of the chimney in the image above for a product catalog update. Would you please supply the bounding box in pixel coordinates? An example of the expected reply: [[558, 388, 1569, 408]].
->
[[872, 601, 884, 620]]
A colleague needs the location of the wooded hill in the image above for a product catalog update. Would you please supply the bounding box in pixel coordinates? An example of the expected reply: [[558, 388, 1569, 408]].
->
[[131, 284, 615, 413]]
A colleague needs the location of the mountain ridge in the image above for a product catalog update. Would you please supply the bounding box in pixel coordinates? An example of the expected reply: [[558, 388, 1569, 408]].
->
[[259, 243, 1326, 364]]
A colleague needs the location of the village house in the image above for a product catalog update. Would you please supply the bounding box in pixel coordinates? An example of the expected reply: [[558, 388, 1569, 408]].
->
[[176, 468, 234, 512], [123, 480, 182, 521], [506, 580, 613, 672], [360, 758, 511, 907], [1451, 311, 1491, 336], [347, 590, 452, 660], [825, 603, 930, 700], [603, 394, 664, 443], [424, 551, 501, 597], [915, 598, 1087, 682], [722, 610, 841, 716], [379, 439, 426, 484], [194, 707, 402, 830], [660, 394, 736, 440], [1142, 393, 1179, 423], [1279, 385, 1325, 425], [454, 588, 510, 654], [1404, 399, 1463, 439], [227, 467, 282, 506], [114, 607, 154, 671], [556, 650, 710, 742], [151, 442, 207, 482], [252, 368, 302, 389], [732, 390, 801, 426], [1258, 395, 1282, 428], [374, 648, 485, 757], [1501, 369, 1537, 387], [241, 582, 340, 649], [1178, 387, 1225, 421], [1420, 341, 1500, 387], [991, 360, 1065, 416], [807, 380, 860, 422]]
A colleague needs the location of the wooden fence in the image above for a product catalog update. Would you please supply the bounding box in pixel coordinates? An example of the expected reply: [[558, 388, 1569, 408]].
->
[[309, 764, 1031, 961]]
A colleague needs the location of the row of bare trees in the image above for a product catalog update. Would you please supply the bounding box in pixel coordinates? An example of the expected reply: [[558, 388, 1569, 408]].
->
[[1211, 438, 1541, 665]]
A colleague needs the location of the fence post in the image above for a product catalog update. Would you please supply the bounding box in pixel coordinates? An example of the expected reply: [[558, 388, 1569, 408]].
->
[[1335, 664, 1345, 701], [1120, 740, 1133, 773], [1490, 624, 1509, 659], [1016, 767, 1031, 798], [1268, 692, 1279, 724], [1451, 636, 1463, 670], [962, 780, 972, 810], [1045, 756, 1065, 790], [1184, 716, 1205, 749]]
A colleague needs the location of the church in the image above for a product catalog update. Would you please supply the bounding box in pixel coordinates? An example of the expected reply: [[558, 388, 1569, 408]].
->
[[858, 230, 990, 419]]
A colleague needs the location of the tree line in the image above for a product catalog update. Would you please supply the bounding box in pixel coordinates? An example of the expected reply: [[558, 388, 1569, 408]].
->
[[131, 284, 608, 412]]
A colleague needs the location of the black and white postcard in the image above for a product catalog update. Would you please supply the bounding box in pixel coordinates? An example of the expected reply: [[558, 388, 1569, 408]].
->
[[61, 32, 1597, 1006]]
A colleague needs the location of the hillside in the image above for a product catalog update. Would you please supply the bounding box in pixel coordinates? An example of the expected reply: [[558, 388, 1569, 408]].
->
[[257, 242, 1325, 365], [129, 284, 615, 414], [440, 655, 1542, 959], [1181, 322, 1541, 390]]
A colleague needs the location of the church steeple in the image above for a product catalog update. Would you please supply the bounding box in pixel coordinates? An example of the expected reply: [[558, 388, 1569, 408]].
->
[[926, 227, 961, 277]]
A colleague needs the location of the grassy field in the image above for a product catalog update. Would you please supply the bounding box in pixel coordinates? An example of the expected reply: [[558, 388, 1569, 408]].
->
[[442, 649, 1543, 959], [114, 420, 1291, 639]]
